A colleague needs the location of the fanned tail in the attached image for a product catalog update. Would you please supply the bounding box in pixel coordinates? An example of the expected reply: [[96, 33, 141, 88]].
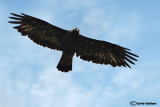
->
[[57, 52, 74, 72]]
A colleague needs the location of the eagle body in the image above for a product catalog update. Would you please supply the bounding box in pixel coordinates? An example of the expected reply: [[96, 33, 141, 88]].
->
[[9, 13, 138, 72], [60, 28, 79, 52], [57, 28, 79, 72]]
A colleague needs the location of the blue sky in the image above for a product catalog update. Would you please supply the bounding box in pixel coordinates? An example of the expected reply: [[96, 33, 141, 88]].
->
[[0, 0, 160, 107]]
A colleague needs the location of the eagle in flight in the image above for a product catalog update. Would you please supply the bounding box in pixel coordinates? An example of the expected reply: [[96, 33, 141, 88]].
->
[[9, 13, 138, 72]]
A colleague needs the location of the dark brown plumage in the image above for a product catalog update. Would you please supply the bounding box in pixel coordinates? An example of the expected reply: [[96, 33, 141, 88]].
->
[[9, 13, 139, 72]]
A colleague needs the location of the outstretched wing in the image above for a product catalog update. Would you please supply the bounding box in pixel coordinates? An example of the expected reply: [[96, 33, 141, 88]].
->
[[76, 35, 138, 68], [9, 13, 68, 51]]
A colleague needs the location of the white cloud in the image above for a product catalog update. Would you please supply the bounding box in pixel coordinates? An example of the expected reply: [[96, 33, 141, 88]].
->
[[83, 8, 142, 44], [1, 59, 160, 107]]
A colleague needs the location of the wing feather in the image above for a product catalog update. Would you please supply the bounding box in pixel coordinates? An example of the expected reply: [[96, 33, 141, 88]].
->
[[75, 35, 138, 68], [9, 13, 68, 51]]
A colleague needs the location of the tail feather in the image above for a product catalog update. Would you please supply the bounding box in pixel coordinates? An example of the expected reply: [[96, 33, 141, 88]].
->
[[57, 52, 74, 72]]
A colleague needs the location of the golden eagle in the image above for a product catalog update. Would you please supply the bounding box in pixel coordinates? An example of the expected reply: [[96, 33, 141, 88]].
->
[[9, 13, 138, 72]]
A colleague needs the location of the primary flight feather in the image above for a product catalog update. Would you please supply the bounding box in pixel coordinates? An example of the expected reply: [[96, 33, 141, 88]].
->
[[9, 13, 138, 72]]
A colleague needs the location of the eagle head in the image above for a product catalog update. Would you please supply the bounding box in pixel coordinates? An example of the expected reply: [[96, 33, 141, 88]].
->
[[72, 28, 79, 35], [74, 28, 79, 32]]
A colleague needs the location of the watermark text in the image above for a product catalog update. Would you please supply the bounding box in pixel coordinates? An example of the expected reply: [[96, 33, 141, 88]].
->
[[130, 101, 157, 106]]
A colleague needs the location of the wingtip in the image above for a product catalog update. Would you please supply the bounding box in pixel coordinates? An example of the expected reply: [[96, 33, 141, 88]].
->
[[124, 61, 131, 68], [126, 51, 139, 57], [10, 13, 18, 16], [8, 21, 13, 23], [21, 13, 25, 15], [10, 13, 14, 15], [8, 21, 21, 24], [136, 55, 139, 57], [10, 13, 24, 18], [125, 48, 131, 51]]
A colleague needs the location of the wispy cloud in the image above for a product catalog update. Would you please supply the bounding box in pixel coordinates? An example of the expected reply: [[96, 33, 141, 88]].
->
[[83, 8, 142, 44]]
